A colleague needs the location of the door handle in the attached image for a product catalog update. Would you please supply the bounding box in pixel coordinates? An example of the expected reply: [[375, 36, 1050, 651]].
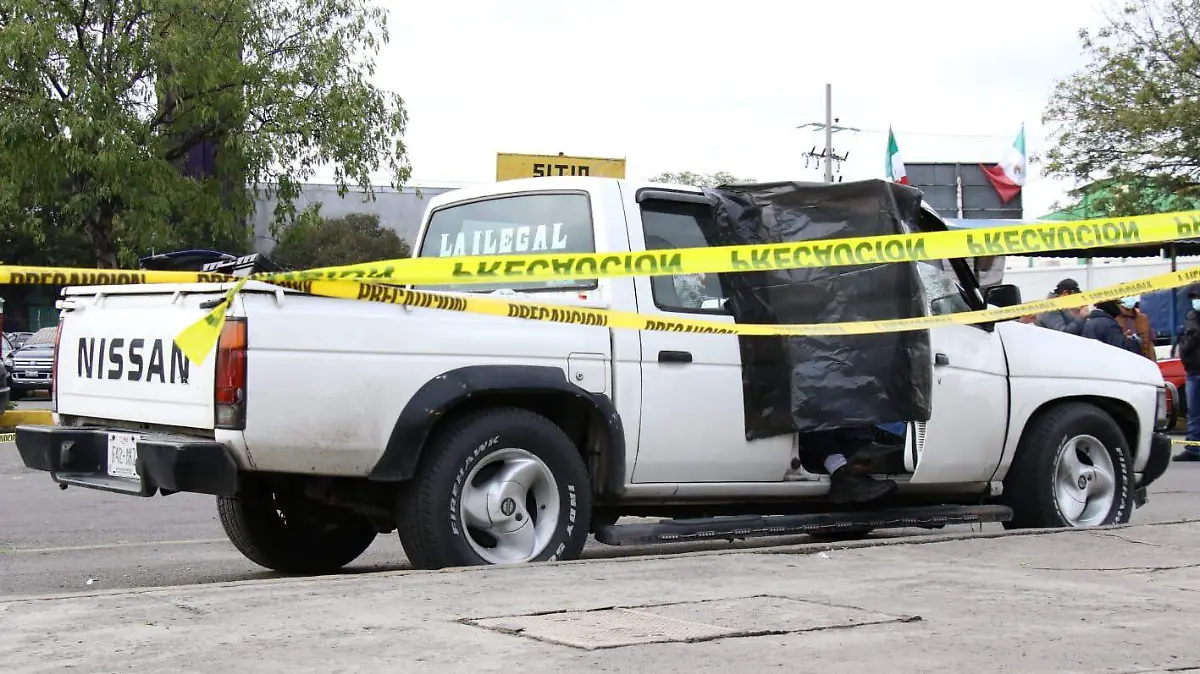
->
[[658, 350, 693, 363], [935, 353, 950, 366]]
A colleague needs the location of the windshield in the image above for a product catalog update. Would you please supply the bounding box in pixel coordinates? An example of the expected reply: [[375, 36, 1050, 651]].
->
[[25, 327, 56, 347], [416, 192, 596, 293]]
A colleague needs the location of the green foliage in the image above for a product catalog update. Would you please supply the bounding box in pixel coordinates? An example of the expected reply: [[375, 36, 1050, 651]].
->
[[1042, 0, 1200, 216], [0, 0, 410, 268], [269, 211, 410, 270], [648, 171, 755, 188]]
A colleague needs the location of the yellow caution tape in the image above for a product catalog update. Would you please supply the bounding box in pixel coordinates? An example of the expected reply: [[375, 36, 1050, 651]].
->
[[0, 267, 236, 286], [174, 278, 249, 356], [3, 210, 1200, 290], [0, 433, 13, 443], [273, 210, 1200, 286], [4, 208, 1200, 364], [173, 261, 1200, 366]]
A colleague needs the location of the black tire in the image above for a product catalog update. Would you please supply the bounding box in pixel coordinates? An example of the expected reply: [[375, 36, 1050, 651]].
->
[[1001, 402, 1134, 530], [396, 407, 592, 570], [217, 478, 378, 574], [9, 389, 22, 402]]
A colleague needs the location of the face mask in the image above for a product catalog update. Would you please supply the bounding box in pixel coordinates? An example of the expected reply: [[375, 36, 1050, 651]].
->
[[1120, 297, 1138, 310], [1192, 299, 1200, 311]]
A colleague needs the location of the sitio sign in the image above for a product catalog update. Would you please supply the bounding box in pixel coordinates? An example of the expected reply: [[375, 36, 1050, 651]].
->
[[496, 152, 626, 181]]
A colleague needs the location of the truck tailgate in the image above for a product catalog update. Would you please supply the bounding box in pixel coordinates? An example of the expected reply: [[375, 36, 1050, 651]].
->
[[56, 285, 239, 431]]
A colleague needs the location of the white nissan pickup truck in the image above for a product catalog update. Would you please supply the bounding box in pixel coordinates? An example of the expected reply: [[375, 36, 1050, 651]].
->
[[16, 176, 1173, 574]]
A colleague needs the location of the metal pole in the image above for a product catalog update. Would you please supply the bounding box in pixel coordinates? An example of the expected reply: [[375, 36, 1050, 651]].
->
[[824, 83, 833, 183], [955, 174, 965, 218], [1170, 243, 1179, 355]]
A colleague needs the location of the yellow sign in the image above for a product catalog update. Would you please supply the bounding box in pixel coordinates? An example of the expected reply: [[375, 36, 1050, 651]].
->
[[496, 152, 626, 181]]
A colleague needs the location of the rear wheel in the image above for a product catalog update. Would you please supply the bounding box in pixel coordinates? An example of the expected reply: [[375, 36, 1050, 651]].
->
[[217, 478, 378, 574], [1001, 402, 1133, 530], [397, 407, 592, 570]]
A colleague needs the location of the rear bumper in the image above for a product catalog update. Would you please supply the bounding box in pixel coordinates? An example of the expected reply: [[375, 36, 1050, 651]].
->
[[15, 424, 239, 497]]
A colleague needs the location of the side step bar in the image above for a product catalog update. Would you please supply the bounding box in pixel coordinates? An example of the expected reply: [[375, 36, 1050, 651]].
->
[[593, 504, 1012, 546]]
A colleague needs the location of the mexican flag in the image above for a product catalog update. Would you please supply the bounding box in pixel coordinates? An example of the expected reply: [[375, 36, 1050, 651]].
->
[[981, 125, 1027, 203], [885, 126, 908, 185]]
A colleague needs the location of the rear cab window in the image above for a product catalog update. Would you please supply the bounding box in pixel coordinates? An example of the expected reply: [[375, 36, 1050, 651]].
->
[[415, 192, 596, 293]]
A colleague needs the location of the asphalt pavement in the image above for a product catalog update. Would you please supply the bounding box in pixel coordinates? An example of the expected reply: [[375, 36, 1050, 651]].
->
[[4, 519, 1200, 672], [2, 412, 1198, 598]]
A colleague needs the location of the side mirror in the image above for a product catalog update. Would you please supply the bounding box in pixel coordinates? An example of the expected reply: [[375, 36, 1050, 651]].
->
[[984, 284, 1022, 309]]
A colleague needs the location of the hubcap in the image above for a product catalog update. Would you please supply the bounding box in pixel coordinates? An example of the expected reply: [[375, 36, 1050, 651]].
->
[[459, 448, 560, 564], [1053, 434, 1117, 527]]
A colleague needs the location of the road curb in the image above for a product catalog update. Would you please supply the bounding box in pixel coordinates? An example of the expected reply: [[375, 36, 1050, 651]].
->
[[3, 516, 1197, 605], [0, 409, 52, 429]]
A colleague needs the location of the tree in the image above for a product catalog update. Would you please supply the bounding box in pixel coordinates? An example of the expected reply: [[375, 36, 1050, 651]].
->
[[0, 0, 410, 268], [648, 171, 755, 188], [1042, 0, 1200, 216], [268, 211, 409, 270]]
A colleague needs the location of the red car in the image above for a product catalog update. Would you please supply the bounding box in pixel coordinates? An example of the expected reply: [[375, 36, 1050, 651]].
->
[[1160, 357, 1185, 429]]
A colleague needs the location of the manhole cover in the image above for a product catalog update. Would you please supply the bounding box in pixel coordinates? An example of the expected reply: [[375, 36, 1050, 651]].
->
[[463, 595, 908, 650], [642, 595, 891, 632], [466, 608, 734, 650]]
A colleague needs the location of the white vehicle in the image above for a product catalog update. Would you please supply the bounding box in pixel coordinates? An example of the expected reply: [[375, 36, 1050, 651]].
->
[[16, 177, 1174, 573]]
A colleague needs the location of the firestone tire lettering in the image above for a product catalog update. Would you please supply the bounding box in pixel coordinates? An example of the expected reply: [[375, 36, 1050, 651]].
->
[[1001, 402, 1134, 530], [396, 406, 592, 570]]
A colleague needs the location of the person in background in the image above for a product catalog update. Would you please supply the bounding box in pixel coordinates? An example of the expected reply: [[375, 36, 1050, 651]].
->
[[1114, 295, 1156, 360], [1034, 278, 1087, 334], [1081, 300, 1143, 354], [1174, 285, 1200, 462], [672, 272, 707, 309]]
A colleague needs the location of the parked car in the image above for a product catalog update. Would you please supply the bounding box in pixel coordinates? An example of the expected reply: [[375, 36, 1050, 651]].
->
[[7, 331, 33, 349], [0, 333, 10, 410], [14, 176, 1174, 575], [8, 326, 56, 400]]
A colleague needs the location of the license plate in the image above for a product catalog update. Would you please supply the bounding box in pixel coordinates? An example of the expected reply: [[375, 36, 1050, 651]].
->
[[22, 371, 38, 378], [106, 433, 140, 480]]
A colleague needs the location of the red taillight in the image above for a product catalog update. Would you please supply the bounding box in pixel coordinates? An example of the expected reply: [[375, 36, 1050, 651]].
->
[[51, 321, 64, 412], [214, 317, 247, 429]]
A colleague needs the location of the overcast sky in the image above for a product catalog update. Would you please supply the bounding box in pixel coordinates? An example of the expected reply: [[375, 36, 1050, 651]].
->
[[358, 0, 1111, 218]]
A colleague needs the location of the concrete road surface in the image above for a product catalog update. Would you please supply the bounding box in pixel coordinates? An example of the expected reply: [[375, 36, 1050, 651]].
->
[[2, 520, 1199, 672], [2, 431, 1198, 598]]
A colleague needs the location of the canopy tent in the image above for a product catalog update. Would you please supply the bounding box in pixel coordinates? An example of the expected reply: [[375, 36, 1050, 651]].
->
[[940, 180, 1200, 347], [1029, 180, 1200, 258]]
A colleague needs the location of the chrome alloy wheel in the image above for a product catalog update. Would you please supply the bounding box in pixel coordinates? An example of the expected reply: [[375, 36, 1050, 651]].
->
[[459, 447, 561, 564], [1053, 434, 1117, 527]]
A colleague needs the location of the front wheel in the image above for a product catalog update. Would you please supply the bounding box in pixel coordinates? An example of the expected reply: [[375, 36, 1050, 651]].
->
[[217, 478, 378, 574], [1001, 402, 1134, 530], [397, 407, 592, 570]]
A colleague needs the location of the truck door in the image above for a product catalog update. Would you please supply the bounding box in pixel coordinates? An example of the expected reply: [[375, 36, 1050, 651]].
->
[[621, 187, 794, 483], [907, 258, 1011, 484]]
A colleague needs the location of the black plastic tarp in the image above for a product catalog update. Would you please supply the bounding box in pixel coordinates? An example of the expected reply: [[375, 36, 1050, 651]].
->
[[698, 179, 933, 439]]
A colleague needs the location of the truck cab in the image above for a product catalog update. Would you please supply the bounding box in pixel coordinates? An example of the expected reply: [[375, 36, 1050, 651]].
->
[[14, 176, 1175, 573]]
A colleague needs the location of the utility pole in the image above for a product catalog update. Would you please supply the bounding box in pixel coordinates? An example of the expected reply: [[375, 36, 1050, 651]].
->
[[797, 83, 860, 183], [824, 83, 833, 182]]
